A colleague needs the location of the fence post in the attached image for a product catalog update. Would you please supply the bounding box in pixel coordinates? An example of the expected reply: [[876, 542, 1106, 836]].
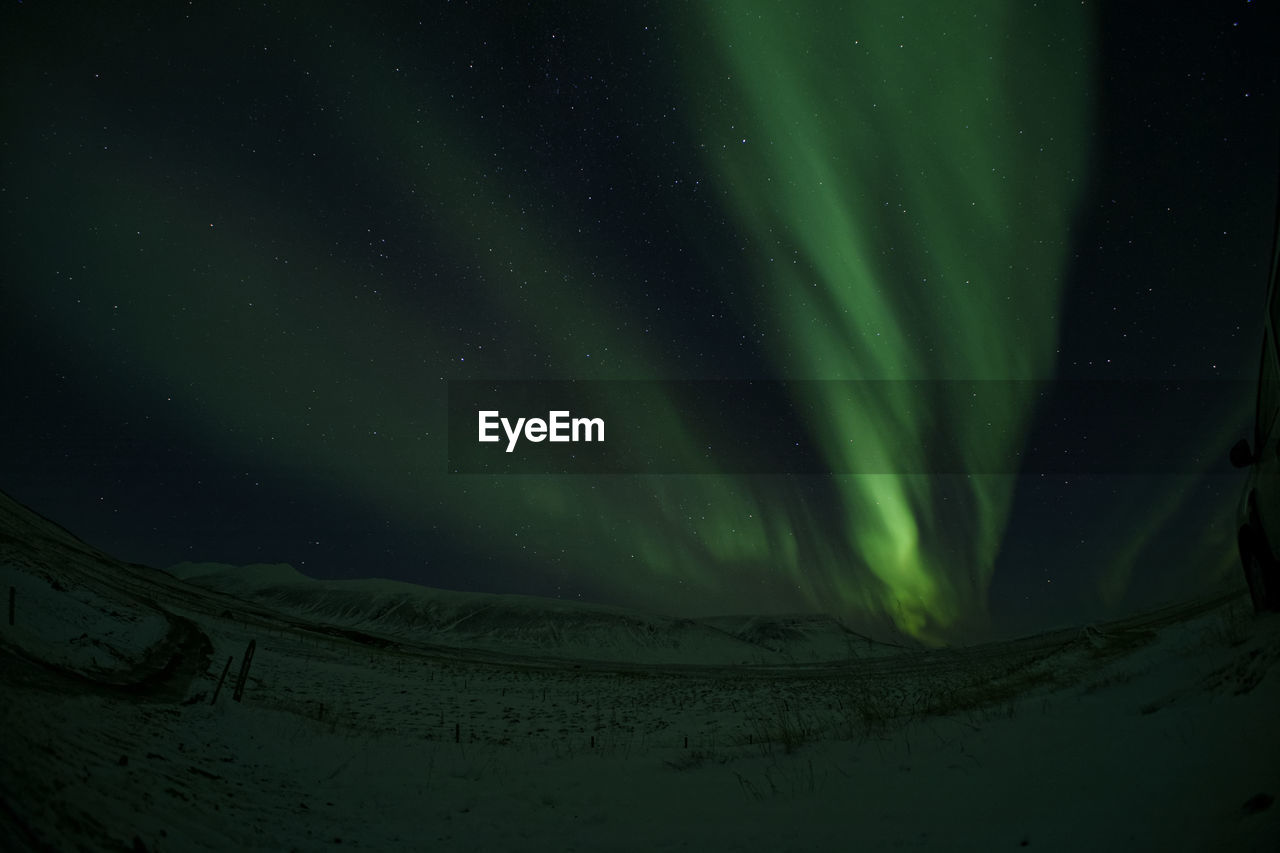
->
[[210, 656, 233, 705], [233, 639, 256, 702]]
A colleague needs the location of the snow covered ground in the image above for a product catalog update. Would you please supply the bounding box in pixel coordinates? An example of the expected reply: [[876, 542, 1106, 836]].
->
[[1, 489, 1278, 851], [165, 560, 911, 667]]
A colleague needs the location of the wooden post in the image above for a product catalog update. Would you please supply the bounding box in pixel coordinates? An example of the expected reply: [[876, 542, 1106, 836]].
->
[[7, 586, 13, 627], [210, 656, 233, 705], [455, 722, 460, 743], [232, 639, 256, 702]]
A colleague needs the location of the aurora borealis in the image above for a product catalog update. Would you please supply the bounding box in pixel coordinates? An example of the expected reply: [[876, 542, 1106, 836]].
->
[[679, 1, 1093, 638], [2, 2, 1277, 642]]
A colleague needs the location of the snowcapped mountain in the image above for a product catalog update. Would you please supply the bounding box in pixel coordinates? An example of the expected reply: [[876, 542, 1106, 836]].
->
[[166, 560, 909, 666]]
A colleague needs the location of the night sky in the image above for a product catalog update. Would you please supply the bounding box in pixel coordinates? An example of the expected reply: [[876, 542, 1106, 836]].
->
[[2, 1, 1276, 644]]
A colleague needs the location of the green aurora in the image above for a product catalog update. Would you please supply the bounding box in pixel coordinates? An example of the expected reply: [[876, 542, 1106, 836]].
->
[[674, 2, 1093, 638]]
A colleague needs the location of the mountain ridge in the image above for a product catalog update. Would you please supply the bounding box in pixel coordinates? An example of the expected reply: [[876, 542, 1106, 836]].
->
[[165, 559, 911, 665]]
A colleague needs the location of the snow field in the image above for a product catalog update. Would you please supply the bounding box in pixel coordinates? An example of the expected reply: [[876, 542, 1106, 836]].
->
[[3, 550, 1280, 850]]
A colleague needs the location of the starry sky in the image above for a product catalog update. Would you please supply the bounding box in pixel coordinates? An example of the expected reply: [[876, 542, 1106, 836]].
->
[[2, 1, 1277, 644]]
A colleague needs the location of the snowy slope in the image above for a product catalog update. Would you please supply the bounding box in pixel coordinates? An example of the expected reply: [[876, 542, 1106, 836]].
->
[[700, 613, 912, 662], [166, 560, 910, 666], [0, 560, 169, 675]]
